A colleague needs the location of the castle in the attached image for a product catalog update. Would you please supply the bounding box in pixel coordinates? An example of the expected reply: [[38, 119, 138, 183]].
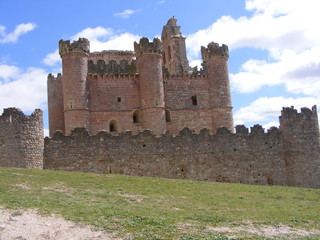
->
[[0, 18, 319, 189], [47, 17, 233, 136]]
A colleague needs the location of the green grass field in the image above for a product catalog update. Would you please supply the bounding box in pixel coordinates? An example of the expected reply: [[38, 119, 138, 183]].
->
[[0, 167, 319, 239]]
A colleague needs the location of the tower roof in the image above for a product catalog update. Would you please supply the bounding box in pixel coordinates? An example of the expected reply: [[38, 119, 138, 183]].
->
[[166, 16, 177, 26]]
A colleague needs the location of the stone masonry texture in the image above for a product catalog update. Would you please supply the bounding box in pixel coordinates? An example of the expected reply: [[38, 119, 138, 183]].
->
[[0, 106, 319, 189], [43, 105, 320, 189], [0, 108, 43, 169]]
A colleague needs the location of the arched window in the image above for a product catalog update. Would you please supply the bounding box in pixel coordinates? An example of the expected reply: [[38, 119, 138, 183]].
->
[[165, 109, 171, 122], [133, 110, 142, 124], [109, 120, 119, 133], [168, 46, 172, 60]]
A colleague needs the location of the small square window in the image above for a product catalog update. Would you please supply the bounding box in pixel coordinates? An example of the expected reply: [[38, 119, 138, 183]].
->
[[117, 97, 122, 103]]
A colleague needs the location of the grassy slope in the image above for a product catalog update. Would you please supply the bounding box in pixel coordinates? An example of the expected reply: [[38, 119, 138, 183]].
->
[[0, 167, 319, 240]]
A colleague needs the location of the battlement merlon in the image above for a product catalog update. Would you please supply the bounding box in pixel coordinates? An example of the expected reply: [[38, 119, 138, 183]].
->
[[201, 42, 229, 60], [0, 108, 43, 122], [134, 37, 162, 57], [280, 105, 318, 119], [88, 59, 137, 74], [279, 105, 319, 135], [59, 38, 90, 57], [47, 73, 62, 82]]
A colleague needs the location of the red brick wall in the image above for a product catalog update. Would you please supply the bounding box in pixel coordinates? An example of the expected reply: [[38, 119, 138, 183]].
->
[[47, 74, 65, 136], [203, 45, 233, 133], [137, 53, 166, 135], [164, 75, 214, 134], [87, 74, 141, 134], [61, 52, 90, 134]]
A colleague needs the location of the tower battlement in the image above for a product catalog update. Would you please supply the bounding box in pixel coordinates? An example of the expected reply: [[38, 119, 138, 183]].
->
[[47, 73, 62, 82], [59, 38, 90, 56], [201, 42, 229, 59], [88, 59, 137, 74], [0, 108, 43, 169], [134, 38, 162, 56], [280, 105, 318, 120], [279, 105, 319, 136], [0, 107, 42, 122]]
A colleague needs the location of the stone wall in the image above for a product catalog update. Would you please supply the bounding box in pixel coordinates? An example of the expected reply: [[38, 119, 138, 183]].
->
[[0, 106, 319, 189], [43, 106, 320, 189], [0, 108, 44, 169], [44, 126, 287, 186], [280, 106, 320, 188]]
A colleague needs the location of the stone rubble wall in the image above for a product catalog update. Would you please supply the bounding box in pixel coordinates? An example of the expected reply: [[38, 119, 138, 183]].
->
[[1, 106, 319, 189], [0, 108, 43, 169], [44, 127, 288, 186]]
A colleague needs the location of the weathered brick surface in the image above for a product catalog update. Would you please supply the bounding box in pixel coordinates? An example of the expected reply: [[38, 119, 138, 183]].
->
[[59, 38, 90, 135], [48, 18, 234, 137], [0, 108, 43, 169], [47, 73, 65, 136]]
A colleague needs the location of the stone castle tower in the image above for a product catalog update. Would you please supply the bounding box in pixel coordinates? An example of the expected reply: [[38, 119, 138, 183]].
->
[[0, 108, 44, 169], [280, 106, 320, 188], [48, 17, 233, 136]]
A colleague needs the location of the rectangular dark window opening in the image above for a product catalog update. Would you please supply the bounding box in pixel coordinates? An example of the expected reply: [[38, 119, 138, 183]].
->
[[117, 97, 122, 103], [191, 95, 198, 106]]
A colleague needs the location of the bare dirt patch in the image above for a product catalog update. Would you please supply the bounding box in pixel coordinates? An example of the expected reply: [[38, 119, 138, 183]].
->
[[208, 221, 320, 239], [0, 207, 121, 240], [113, 192, 145, 203], [12, 184, 31, 190]]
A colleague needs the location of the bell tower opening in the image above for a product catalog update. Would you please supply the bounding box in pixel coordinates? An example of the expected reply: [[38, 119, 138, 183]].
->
[[161, 17, 191, 75]]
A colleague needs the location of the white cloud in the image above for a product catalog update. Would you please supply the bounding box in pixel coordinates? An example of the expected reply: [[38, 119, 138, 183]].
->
[[0, 23, 37, 43], [0, 65, 20, 82], [42, 49, 60, 67], [185, 0, 320, 127], [114, 9, 140, 19], [44, 128, 49, 137], [230, 46, 320, 94], [233, 96, 319, 126], [43, 27, 141, 67], [186, 0, 320, 61], [72, 27, 141, 52], [71, 27, 113, 42], [0, 65, 48, 112]]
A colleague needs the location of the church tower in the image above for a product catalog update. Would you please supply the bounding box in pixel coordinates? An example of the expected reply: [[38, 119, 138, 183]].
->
[[161, 17, 191, 75]]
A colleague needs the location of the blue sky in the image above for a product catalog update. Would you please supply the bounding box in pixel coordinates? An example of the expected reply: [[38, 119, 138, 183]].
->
[[1, 0, 320, 135]]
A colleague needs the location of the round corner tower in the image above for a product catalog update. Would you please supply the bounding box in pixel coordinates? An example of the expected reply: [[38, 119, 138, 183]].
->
[[279, 105, 320, 188], [201, 42, 233, 133], [0, 108, 44, 169], [59, 38, 90, 135], [134, 37, 166, 135]]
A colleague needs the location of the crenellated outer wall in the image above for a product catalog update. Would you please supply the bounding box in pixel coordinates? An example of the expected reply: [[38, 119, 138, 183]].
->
[[44, 127, 287, 186], [0, 106, 319, 188], [43, 106, 320, 188]]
